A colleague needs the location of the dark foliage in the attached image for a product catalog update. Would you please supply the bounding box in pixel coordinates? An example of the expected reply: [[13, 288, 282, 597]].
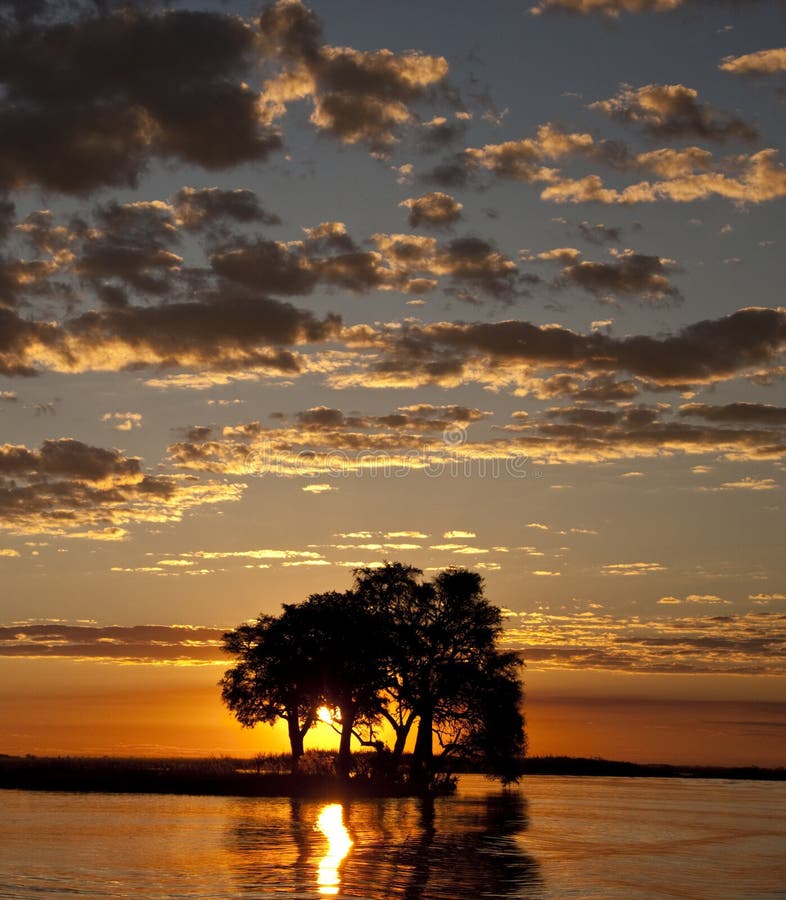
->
[[221, 562, 527, 790]]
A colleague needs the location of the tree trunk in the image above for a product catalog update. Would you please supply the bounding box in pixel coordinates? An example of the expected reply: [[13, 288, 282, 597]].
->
[[287, 713, 305, 775], [391, 725, 410, 762], [411, 705, 434, 789], [335, 702, 356, 781]]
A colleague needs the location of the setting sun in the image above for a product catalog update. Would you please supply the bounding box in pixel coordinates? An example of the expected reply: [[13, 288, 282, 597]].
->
[[317, 706, 337, 726]]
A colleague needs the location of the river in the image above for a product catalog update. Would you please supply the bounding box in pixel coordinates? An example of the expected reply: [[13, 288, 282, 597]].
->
[[2, 775, 784, 898]]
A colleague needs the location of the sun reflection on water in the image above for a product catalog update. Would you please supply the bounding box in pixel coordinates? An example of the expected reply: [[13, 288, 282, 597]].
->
[[315, 803, 353, 895]]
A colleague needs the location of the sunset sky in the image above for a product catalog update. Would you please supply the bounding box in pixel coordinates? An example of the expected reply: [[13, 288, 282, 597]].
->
[[1, 0, 785, 767]]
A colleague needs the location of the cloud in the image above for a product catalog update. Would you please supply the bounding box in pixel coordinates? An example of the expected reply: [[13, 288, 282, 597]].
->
[[460, 124, 595, 184], [0, 292, 340, 377], [341, 306, 786, 392], [530, 0, 684, 15], [540, 149, 786, 205], [503, 609, 786, 676], [0, 6, 283, 194], [602, 561, 666, 575], [679, 402, 786, 425], [0, 623, 227, 663], [589, 83, 758, 142], [577, 221, 624, 245], [417, 115, 470, 153], [101, 412, 143, 432], [400, 192, 463, 228], [439, 118, 786, 206], [720, 47, 786, 76], [558, 249, 681, 303], [500, 400, 786, 465], [531, 373, 640, 402], [0, 438, 243, 538], [750, 594, 786, 603], [301, 483, 336, 493], [713, 477, 778, 491], [530, 0, 779, 17], [258, 0, 448, 152], [5, 611, 785, 675], [172, 187, 281, 232]]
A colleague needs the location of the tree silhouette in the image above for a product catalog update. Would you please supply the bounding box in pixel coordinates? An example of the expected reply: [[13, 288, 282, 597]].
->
[[221, 563, 526, 788], [293, 590, 389, 780], [220, 612, 321, 773]]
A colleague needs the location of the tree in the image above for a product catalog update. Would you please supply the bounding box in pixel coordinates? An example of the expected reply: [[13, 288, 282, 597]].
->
[[294, 590, 389, 780], [220, 562, 526, 788], [353, 564, 526, 787], [220, 612, 322, 773]]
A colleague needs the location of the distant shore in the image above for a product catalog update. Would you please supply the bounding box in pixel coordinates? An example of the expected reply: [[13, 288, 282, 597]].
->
[[1, 753, 783, 798], [522, 756, 786, 781]]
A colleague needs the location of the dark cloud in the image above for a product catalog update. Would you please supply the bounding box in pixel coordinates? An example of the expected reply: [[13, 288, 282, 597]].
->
[[65, 291, 340, 370], [537, 373, 640, 402], [0, 438, 243, 537], [172, 187, 281, 232], [0, 7, 283, 194], [679, 402, 786, 425], [293, 402, 489, 433], [417, 115, 469, 153], [73, 201, 181, 296], [0, 623, 225, 661], [420, 157, 473, 189], [0, 200, 15, 238], [296, 406, 346, 428], [577, 221, 623, 245], [0, 308, 57, 376], [210, 240, 319, 297], [590, 84, 759, 143], [559, 251, 682, 303], [347, 306, 786, 390], [437, 236, 520, 300], [500, 400, 786, 463]]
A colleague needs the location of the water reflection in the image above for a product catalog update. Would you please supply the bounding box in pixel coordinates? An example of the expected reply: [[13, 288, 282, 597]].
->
[[227, 778, 543, 898], [315, 804, 352, 895]]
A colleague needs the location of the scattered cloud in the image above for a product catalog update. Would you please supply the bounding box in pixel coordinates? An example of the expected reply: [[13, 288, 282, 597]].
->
[[503, 609, 786, 676], [720, 47, 786, 76], [400, 192, 463, 228], [589, 83, 758, 142], [602, 561, 666, 575], [0, 438, 243, 538]]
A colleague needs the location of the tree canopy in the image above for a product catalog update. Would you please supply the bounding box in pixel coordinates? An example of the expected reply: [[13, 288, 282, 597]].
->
[[220, 563, 526, 788]]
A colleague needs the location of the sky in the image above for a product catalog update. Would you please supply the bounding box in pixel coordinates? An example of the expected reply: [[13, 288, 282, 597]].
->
[[1, 0, 785, 767]]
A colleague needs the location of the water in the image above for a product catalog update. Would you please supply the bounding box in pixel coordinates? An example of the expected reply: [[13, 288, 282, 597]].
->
[[1, 776, 785, 899]]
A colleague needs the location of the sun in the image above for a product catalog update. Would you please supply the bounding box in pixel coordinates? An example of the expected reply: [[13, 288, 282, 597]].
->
[[317, 706, 336, 725]]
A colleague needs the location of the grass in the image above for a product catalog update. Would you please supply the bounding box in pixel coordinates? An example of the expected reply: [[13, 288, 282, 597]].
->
[[0, 751, 429, 798], [1, 752, 782, 799]]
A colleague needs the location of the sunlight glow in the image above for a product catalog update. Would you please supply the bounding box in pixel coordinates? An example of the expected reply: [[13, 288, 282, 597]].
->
[[315, 803, 353, 895], [317, 705, 336, 725]]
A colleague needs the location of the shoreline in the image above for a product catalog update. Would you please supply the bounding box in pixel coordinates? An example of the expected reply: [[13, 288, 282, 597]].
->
[[1, 754, 783, 798]]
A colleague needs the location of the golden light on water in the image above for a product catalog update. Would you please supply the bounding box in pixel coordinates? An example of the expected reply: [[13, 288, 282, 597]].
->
[[315, 803, 353, 896]]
